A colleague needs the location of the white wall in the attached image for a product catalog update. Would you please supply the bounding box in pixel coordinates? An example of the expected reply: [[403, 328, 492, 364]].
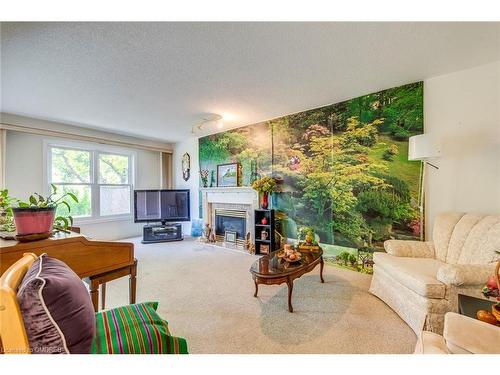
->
[[173, 137, 200, 235], [424, 61, 500, 238], [5, 130, 162, 240]]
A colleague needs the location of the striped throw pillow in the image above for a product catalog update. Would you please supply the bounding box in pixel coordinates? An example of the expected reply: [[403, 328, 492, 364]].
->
[[91, 302, 188, 354]]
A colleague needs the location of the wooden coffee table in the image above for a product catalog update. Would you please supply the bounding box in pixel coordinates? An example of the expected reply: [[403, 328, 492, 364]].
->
[[250, 248, 324, 312]]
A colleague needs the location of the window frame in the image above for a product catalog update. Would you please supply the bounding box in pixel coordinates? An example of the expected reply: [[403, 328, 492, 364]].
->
[[44, 139, 137, 225]]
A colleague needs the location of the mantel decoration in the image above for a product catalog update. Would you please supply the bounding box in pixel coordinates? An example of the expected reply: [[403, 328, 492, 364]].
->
[[251, 176, 279, 209], [181, 152, 191, 181], [200, 170, 209, 188], [217, 163, 240, 187], [2, 184, 79, 241]]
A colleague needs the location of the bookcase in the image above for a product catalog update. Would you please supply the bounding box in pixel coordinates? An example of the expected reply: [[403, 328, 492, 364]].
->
[[254, 209, 276, 255]]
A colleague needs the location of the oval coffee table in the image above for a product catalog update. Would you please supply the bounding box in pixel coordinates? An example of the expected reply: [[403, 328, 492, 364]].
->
[[249, 248, 324, 312]]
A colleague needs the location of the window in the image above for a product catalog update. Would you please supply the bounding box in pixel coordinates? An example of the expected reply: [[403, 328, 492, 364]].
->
[[47, 142, 135, 222]]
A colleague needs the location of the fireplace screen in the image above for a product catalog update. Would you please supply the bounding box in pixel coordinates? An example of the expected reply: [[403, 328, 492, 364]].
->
[[215, 209, 246, 240]]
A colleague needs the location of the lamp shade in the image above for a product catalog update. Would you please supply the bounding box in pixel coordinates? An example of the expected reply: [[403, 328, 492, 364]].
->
[[408, 134, 440, 161]]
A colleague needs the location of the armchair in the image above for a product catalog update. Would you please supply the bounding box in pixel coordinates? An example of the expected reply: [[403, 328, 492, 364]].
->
[[370, 213, 499, 334], [0, 253, 187, 354], [414, 312, 500, 354]]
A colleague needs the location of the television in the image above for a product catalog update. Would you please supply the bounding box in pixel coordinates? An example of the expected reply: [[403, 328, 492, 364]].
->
[[134, 189, 190, 223]]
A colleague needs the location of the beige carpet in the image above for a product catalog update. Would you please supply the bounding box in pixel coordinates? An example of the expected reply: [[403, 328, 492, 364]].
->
[[104, 237, 417, 353]]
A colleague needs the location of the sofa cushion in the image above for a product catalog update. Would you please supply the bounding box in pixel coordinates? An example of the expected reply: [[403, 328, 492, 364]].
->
[[432, 212, 464, 262], [373, 252, 446, 298], [91, 302, 188, 354], [17, 254, 96, 354]]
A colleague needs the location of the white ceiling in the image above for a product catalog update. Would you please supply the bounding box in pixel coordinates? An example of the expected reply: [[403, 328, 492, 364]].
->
[[1, 22, 499, 142]]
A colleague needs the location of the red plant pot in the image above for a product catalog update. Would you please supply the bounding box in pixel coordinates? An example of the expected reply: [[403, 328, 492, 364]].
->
[[12, 207, 56, 235]]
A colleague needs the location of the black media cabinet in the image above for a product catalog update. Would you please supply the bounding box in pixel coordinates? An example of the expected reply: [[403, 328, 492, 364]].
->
[[142, 222, 183, 244]]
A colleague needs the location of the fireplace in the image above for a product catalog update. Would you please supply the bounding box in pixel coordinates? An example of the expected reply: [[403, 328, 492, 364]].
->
[[215, 209, 246, 245], [200, 187, 259, 249]]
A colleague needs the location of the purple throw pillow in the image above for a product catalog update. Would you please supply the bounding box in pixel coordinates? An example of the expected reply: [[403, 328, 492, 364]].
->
[[17, 254, 96, 354]]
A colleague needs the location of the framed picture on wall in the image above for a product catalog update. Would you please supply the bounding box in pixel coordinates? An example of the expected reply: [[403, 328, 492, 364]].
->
[[217, 163, 240, 187], [224, 230, 237, 243]]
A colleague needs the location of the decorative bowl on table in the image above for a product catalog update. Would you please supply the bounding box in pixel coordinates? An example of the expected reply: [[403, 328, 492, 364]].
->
[[285, 253, 302, 263], [281, 250, 302, 263], [492, 304, 500, 323]]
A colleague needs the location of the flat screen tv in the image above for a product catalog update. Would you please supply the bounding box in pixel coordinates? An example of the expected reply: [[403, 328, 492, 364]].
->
[[134, 189, 190, 223]]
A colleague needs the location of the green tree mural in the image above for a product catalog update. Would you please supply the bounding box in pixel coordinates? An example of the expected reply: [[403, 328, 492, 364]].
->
[[199, 81, 423, 258]]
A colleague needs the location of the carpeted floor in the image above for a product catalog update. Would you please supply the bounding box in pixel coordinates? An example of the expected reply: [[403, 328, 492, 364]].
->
[[104, 237, 417, 353]]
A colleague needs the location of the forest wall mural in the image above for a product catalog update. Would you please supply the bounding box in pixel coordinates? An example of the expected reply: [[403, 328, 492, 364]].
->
[[199, 82, 423, 272]]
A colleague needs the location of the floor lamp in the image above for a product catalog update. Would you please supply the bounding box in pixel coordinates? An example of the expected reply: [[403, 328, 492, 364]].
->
[[408, 134, 440, 241]]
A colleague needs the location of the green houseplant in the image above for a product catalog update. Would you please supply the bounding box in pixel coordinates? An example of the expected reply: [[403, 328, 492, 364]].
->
[[298, 226, 317, 245], [0, 189, 17, 232], [11, 184, 79, 236], [251, 176, 279, 209]]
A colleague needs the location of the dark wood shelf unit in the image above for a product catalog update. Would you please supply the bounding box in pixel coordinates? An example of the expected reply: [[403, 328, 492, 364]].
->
[[254, 209, 276, 255]]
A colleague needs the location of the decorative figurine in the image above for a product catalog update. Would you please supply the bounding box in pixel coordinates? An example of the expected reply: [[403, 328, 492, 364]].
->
[[209, 230, 216, 243], [297, 226, 320, 252], [209, 170, 215, 187], [203, 223, 211, 241], [249, 244, 256, 255], [305, 231, 314, 245], [244, 232, 254, 253]]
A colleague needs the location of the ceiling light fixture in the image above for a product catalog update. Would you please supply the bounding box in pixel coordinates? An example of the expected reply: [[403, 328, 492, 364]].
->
[[192, 113, 223, 135]]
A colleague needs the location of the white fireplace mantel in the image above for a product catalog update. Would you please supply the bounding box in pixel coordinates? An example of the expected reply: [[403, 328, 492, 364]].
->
[[200, 187, 258, 207], [200, 187, 259, 242]]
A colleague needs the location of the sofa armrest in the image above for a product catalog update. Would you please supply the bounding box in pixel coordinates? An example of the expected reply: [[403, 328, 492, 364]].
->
[[443, 312, 500, 354], [384, 240, 435, 258], [414, 331, 450, 354], [436, 263, 496, 286]]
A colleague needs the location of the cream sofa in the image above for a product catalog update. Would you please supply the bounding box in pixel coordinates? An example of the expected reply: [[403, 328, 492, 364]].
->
[[414, 312, 500, 354], [369, 212, 500, 334]]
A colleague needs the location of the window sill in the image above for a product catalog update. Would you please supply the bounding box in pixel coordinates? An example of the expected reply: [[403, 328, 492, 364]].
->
[[74, 215, 134, 226]]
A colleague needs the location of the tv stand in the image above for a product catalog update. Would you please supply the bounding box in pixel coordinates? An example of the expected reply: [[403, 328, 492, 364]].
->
[[141, 223, 183, 244]]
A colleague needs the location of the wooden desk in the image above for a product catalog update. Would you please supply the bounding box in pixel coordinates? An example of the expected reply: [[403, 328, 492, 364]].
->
[[0, 232, 136, 311]]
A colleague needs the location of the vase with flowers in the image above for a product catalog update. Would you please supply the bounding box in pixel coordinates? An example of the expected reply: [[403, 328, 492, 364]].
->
[[251, 176, 279, 209], [200, 170, 209, 188]]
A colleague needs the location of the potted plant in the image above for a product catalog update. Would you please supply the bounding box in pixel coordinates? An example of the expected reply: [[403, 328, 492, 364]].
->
[[11, 184, 78, 237], [298, 226, 317, 245], [0, 189, 17, 232], [251, 176, 279, 209], [200, 170, 209, 188]]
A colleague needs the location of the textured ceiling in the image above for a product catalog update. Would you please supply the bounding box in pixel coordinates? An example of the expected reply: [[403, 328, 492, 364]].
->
[[1, 22, 499, 142]]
